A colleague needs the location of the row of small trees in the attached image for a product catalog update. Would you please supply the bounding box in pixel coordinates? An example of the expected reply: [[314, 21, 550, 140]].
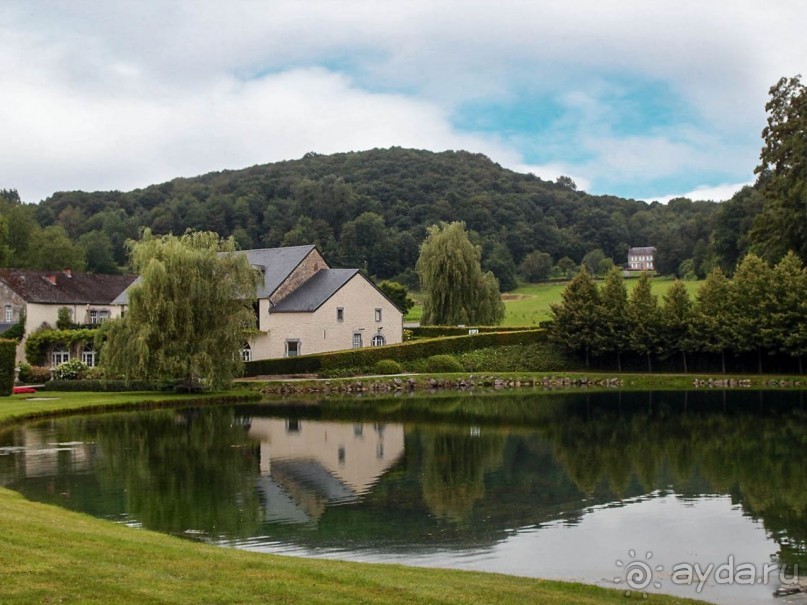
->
[[551, 252, 807, 373]]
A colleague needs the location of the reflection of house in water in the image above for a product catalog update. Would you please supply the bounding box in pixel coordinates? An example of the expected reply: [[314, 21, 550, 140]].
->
[[246, 419, 404, 525], [0, 427, 95, 485]]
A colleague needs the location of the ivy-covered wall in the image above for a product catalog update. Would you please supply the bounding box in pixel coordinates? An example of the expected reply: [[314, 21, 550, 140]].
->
[[0, 338, 16, 396]]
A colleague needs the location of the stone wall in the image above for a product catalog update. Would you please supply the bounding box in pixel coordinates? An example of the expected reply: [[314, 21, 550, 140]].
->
[[270, 249, 327, 305]]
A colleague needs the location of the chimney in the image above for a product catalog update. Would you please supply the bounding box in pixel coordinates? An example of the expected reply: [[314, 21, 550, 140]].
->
[[63, 269, 72, 278], [45, 274, 57, 285]]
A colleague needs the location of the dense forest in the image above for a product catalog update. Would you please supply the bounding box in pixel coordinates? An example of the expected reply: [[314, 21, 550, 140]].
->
[[2, 75, 804, 290], [1, 148, 748, 289]]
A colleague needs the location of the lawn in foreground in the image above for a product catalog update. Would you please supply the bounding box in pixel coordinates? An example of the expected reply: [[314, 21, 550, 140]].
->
[[0, 486, 709, 605], [0, 390, 712, 604]]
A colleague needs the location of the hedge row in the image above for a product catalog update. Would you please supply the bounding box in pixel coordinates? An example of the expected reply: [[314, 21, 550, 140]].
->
[[408, 326, 532, 338], [0, 339, 15, 396], [40, 379, 175, 392], [243, 329, 547, 376]]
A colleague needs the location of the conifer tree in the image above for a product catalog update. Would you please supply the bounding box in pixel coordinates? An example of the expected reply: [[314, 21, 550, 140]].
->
[[660, 280, 695, 372], [770, 252, 807, 372], [730, 254, 774, 373], [101, 229, 260, 389], [627, 272, 661, 372], [693, 267, 733, 373], [599, 266, 629, 371], [550, 266, 603, 368], [417, 222, 504, 325]]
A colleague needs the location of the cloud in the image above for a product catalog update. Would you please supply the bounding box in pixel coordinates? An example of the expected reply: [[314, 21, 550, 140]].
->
[[645, 181, 753, 204], [1, 1, 805, 202]]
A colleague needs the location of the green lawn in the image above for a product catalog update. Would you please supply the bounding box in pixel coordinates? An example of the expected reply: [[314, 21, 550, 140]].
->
[[0, 390, 710, 605], [405, 276, 702, 327]]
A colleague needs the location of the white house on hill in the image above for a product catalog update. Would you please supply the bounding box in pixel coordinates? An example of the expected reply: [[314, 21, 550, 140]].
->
[[627, 246, 657, 271]]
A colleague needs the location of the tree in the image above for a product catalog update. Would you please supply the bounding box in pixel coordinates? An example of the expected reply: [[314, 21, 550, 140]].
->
[[550, 266, 603, 368], [751, 75, 807, 261], [660, 280, 695, 372], [692, 267, 733, 373], [24, 225, 86, 271], [627, 272, 661, 371], [770, 252, 807, 372], [729, 254, 774, 373], [581, 248, 607, 275], [482, 242, 518, 292], [554, 256, 578, 279], [598, 267, 629, 371], [79, 230, 119, 274], [519, 250, 552, 282], [377, 280, 415, 315], [101, 229, 260, 389], [417, 222, 504, 325]]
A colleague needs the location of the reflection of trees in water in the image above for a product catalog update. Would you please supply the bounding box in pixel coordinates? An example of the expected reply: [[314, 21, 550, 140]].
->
[[418, 428, 505, 523], [68, 408, 262, 539], [544, 392, 807, 569]]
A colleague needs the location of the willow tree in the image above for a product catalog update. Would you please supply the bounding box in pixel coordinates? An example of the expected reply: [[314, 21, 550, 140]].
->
[[101, 229, 260, 389], [417, 221, 504, 325]]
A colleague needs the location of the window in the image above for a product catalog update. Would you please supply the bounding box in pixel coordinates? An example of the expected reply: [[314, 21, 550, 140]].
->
[[352, 333, 363, 348], [371, 334, 385, 347], [52, 346, 70, 367], [90, 309, 110, 325], [336, 307, 344, 321], [4, 305, 11, 323], [286, 418, 300, 433], [82, 344, 97, 367], [285, 340, 300, 357], [241, 343, 252, 362], [375, 308, 382, 322]]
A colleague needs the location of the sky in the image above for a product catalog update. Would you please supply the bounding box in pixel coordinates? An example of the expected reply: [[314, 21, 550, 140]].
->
[[2, 1, 805, 204]]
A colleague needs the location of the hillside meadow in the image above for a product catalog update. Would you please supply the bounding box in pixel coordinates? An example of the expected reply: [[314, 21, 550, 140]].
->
[[405, 276, 702, 326]]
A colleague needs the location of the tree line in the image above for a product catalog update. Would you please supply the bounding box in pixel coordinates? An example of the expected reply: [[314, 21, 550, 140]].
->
[[551, 253, 807, 373]]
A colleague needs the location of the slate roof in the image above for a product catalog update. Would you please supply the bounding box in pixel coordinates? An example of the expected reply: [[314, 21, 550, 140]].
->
[[271, 269, 359, 312], [0, 269, 137, 304], [242, 245, 318, 298], [628, 246, 657, 255], [0, 323, 14, 335], [112, 245, 319, 305]]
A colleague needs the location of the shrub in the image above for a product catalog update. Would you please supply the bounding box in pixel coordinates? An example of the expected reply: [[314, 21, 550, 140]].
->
[[54, 359, 89, 380], [424, 354, 463, 373], [0, 339, 15, 396], [373, 359, 403, 375], [18, 364, 52, 384]]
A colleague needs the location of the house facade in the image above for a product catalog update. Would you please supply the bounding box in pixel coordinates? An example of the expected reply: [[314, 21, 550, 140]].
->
[[627, 246, 657, 271], [112, 245, 404, 363], [243, 245, 403, 360], [0, 269, 137, 366]]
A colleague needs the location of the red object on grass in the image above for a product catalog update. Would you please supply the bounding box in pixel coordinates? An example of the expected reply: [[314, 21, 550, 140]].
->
[[12, 386, 37, 394]]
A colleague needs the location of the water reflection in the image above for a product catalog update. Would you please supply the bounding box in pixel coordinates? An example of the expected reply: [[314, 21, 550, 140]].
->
[[0, 391, 806, 604], [246, 419, 404, 525]]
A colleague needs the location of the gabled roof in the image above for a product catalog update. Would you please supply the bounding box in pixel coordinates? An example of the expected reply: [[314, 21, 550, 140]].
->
[[628, 246, 657, 254], [0, 269, 136, 305], [271, 269, 359, 313], [242, 245, 318, 298]]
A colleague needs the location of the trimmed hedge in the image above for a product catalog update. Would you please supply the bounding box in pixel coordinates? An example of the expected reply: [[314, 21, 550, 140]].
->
[[373, 359, 403, 375], [0, 339, 15, 396], [244, 329, 547, 376], [40, 379, 175, 392], [408, 326, 530, 338]]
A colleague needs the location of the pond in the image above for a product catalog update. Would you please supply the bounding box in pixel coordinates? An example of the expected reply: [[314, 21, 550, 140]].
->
[[1, 390, 805, 605]]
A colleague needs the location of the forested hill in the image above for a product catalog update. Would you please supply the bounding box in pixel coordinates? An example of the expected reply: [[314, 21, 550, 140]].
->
[[25, 148, 730, 285]]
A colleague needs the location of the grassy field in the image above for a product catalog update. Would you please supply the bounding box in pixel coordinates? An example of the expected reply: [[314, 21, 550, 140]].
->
[[405, 276, 702, 327], [0, 390, 710, 605]]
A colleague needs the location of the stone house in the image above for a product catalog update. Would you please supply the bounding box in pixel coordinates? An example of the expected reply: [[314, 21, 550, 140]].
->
[[0, 269, 137, 366], [113, 245, 404, 362], [627, 246, 657, 271]]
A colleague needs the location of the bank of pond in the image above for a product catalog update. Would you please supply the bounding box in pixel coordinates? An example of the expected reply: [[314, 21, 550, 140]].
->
[[1, 389, 805, 604]]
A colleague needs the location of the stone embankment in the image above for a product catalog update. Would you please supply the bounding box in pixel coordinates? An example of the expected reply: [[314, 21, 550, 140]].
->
[[261, 375, 624, 395]]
